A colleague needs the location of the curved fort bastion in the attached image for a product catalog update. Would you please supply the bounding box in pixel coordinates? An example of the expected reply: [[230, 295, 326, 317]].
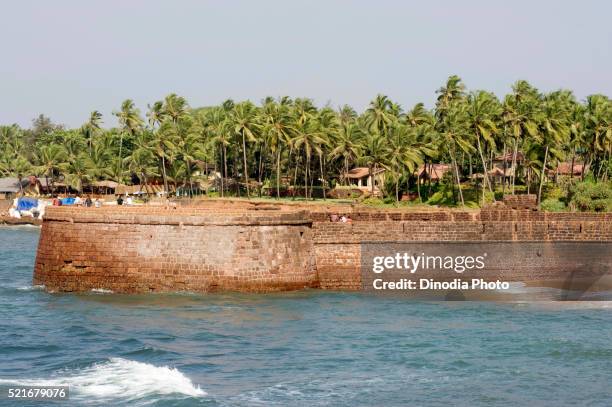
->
[[34, 203, 612, 293], [34, 206, 316, 293]]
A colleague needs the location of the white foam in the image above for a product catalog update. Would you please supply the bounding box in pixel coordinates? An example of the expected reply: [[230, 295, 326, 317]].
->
[[91, 288, 114, 294], [0, 358, 206, 403], [16, 285, 45, 291]]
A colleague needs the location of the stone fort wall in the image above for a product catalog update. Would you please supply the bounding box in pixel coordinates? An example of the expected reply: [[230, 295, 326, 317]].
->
[[34, 207, 316, 293], [310, 208, 612, 290], [33, 204, 612, 293]]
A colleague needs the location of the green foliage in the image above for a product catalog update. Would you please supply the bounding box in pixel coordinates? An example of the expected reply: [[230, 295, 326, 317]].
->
[[569, 181, 612, 212], [540, 198, 566, 212], [1, 77, 611, 207]]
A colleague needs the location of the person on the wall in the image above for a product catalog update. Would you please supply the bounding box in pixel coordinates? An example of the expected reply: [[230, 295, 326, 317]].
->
[[84, 195, 92, 208], [117, 195, 124, 206]]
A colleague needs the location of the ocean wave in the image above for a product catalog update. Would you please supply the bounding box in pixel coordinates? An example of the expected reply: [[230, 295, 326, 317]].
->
[[0, 357, 206, 404], [16, 284, 45, 291], [91, 288, 114, 294]]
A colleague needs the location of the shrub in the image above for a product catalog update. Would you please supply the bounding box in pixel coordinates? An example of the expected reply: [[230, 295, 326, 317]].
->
[[361, 197, 386, 206], [568, 181, 612, 212], [540, 198, 566, 212]]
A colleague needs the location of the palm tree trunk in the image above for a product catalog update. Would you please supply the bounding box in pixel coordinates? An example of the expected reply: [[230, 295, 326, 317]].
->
[[570, 147, 576, 182], [452, 152, 464, 206], [304, 154, 309, 199], [48, 171, 55, 195], [426, 162, 432, 198], [222, 143, 228, 197], [501, 141, 507, 195], [368, 163, 374, 196], [538, 145, 549, 205], [527, 168, 531, 194], [276, 149, 281, 199], [218, 145, 224, 198], [257, 142, 263, 185], [344, 156, 349, 186], [511, 138, 518, 194], [406, 172, 410, 200], [161, 155, 169, 196], [187, 160, 194, 198], [242, 131, 250, 198], [477, 136, 494, 199], [118, 133, 124, 172], [292, 158, 298, 200], [469, 155, 473, 177], [583, 153, 591, 181], [395, 175, 399, 203], [319, 153, 326, 200]]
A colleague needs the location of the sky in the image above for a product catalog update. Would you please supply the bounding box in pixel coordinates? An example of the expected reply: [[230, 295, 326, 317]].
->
[[1, 0, 611, 128]]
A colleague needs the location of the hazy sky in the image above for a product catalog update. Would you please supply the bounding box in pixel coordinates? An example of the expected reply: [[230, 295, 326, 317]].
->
[[2, 0, 611, 128]]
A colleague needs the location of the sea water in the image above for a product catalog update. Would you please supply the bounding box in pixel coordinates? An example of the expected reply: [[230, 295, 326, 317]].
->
[[0, 227, 611, 406]]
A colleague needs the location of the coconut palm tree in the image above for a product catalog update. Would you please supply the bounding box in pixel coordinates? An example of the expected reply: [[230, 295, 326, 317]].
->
[[10, 156, 31, 195], [338, 105, 357, 126], [205, 107, 231, 197], [61, 153, 91, 193], [404, 103, 431, 128], [329, 122, 363, 185], [439, 103, 472, 205], [230, 102, 260, 198], [365, 94, 395, 137], [584, 94, 612, 181], [147, 100, 170, 194], [465, 91, 502, 200], [161, 93, 189, 124], [291, 117, 327, 199], [388, 124, 430, 202], [34, 144, 66, 194], [261, 99, 294, 198], [358, 130, 391, 196], [113, 99, 143, 175], [435, 75, 466, 124], [503, 81, 541, 193], [536, 91, 571, 204], [81, 110, 102, 154], [125, 148, 159, 194], [567, 103, 586, 183]]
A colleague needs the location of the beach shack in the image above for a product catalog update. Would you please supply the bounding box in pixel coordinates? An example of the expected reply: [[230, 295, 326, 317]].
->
[[490, 152, 524, 184], [344, 167, 386, 196], [0, 177, 29, 200], [417, 164, 452, 184], [547, 162, 589, 180]]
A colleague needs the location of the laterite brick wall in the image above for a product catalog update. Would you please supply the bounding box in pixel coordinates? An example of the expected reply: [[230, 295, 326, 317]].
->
[[33, 205, 612, 293], [34, 207, 316, 293], [311, 208, 612, 290]]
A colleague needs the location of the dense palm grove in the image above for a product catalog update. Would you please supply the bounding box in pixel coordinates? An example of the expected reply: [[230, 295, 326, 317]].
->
[[1, 76, 611, 209]]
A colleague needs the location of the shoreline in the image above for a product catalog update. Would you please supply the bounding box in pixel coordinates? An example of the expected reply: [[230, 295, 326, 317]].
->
[[0, 216, 42, 226]]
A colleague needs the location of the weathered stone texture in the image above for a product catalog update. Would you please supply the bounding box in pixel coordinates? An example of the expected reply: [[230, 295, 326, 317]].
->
[[34, 207, 315, 293], [34, 206, 612, 293], [311, 210, 612, 290]]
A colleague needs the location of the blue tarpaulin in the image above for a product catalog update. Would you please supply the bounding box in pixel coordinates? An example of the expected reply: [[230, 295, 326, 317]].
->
[[60, 197, 76, 205], [17, 197, 38, 211]]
